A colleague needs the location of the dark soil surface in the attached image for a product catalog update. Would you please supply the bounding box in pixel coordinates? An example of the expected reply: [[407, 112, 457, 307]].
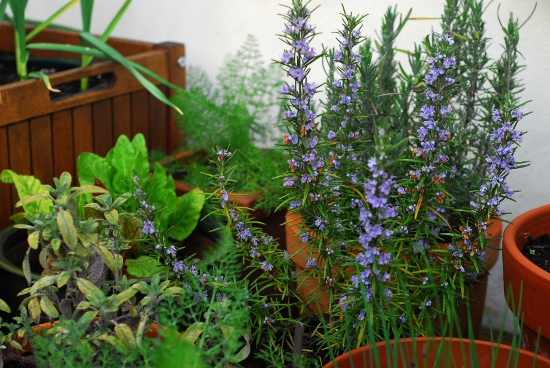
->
[[0, 56, 111, 101], [521, 233, 550, 273]]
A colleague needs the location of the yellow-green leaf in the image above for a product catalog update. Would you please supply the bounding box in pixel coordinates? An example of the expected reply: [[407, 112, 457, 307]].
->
[[104, 209, 119, 225], [30, 275, 57, 294], [97, 334, 126, 352], [51, 238, 61, 253], [77, 310, 98, 328], [22, 251, 32, 285], [76, 278, 103, 305], [114, 324, 136, 349], [15, 193, 51, 207], [115, 254, 124, 270], [220, 324, 233, 339], [39, 249, 48, 269], [72, 185, 108, 196], [28, 231, 40, 250], [57, 209, 77, 249], [76, 301, 91, 311], [0, 299, 11, 313], [40, 296, 59, 318], [28, 297, 41, 323], [57, 272, 71, 288], [9, 340, 23, 351], [96, 244, 117, 272], [181, 322, 205, 344], [112, 288, 138, 308], [17, 287, 32, 297]]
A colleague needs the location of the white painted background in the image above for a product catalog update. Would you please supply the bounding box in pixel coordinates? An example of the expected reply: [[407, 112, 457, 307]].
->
[[23, 0, 548, 333]]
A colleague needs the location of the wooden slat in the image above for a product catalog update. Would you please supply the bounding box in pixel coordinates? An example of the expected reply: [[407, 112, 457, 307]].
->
[[30, 116, 54, 185], [52, 111, 74, 180], [153, 42, 186, 153], [73, 105, 94, 162], [130, 90, 150, 144], [113, 94, 132, 139], [0, 50, 169, 126], [0, 126, 12, 229], [7, 122, 31, 207], [92, 99, 114, 157], [148, 86, 168, 152]]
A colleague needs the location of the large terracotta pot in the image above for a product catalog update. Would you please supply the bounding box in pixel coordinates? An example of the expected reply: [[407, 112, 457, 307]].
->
[[286, 210, 502, 336], [324, 337, 550, 368], [503, 204, 550, 357]]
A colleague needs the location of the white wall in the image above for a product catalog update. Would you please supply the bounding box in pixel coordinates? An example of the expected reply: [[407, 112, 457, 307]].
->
[[24, 0, 548, 333]]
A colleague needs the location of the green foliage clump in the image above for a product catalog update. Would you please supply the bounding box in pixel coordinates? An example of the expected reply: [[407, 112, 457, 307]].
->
[[171, 35, 286, 213]]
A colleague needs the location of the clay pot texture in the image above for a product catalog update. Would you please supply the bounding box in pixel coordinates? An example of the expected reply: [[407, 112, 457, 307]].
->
[[323, 337, 550, 368], [503, 203, 550, 357], [285, 210, 502, 337]]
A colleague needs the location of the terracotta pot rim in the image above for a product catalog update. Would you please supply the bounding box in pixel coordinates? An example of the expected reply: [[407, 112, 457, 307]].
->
[[325, 336, 550, 368], [503, 203, 550, 283]]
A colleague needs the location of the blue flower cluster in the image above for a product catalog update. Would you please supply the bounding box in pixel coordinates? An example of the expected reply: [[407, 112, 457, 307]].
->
[[471, 107, 524, 223], [340, 156, 397, 324]]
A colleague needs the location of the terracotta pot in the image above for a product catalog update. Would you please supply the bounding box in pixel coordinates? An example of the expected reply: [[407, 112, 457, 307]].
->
[[285, 211, 332, 314], [285, 210, 502, 335], [503, 204, 550, 357], [167, 149, 266, 220], [167, 149, 288, 258], [323, 337, 550, 368]]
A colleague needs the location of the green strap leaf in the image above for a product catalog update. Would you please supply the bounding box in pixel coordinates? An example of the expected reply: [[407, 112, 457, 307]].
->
[[27, 71, 60, 92]]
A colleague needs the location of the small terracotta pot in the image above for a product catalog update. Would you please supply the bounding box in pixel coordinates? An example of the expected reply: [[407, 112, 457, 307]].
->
[[503, 204, 550, 357], [166, 149, 266, 221], [323, 337, 550, 368], [285, 210, 502, 334]]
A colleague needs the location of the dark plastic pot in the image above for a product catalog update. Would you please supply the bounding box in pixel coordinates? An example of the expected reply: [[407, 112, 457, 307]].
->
[[0, 226, 42, 322]]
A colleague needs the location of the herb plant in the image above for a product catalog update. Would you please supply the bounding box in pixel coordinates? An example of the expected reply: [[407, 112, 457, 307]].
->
[[171, 35, 286, 213], [210, 0, 531, 363]]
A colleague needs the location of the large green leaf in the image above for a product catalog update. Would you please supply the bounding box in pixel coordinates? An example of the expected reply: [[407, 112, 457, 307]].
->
[[125, 256, 161, 278], [77, 152, 113, 188], [0, 170, 52, 216], [167, 188, 205, 241], [109, 134, 136, 193]]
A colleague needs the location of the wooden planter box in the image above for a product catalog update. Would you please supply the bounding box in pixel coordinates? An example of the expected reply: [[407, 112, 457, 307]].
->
[[0, 23, 185, 228]]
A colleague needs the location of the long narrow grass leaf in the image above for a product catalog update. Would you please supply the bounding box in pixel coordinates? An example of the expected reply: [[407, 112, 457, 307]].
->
[[26, 0, 79, 42]]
